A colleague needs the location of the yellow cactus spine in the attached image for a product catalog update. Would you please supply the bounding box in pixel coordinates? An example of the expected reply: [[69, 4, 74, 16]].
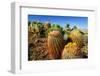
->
[[69, 29, 84, 47], [62, 42, 82, 59], [47, 30, 64, 59]]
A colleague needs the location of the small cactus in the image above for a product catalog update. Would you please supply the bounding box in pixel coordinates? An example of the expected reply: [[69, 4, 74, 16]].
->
[[69, 29, 84, 47], [81, 45, 88, 58], [47, 30, 64, 59], [83, 34, 88, 44], [62, 42, 82, 59], [44, 22, 51, 30], [28, 23, 34, 33]]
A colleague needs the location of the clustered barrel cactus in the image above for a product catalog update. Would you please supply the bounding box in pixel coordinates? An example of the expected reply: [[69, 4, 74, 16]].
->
[[62, 42, 82, 59], [61, 29, 86, 59], [28, 20, 88, 60], [47, 30, 64, 59], [69, 29, 84, 48]]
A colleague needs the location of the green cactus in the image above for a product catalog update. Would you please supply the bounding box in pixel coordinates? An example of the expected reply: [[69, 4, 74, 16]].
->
[[62, 42, 82, 59], [69, 29, 84, 47], [47, 30, 64, 59], [46, 24, 63, 37], [64, 24, 71, 34]]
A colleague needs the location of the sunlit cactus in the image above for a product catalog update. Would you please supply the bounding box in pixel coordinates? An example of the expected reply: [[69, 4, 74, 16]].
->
[[28, 22, 33, 32], [44, 22, 51, 30], [47, 30, 64, 59], [28, 22, 41, 44], [69, 29, 84, 47], [62, 42, 82, 59], [28, 22, 34, 44]]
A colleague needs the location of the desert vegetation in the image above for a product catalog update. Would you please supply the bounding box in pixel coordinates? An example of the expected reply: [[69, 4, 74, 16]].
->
[[28, 20, 88, 61]]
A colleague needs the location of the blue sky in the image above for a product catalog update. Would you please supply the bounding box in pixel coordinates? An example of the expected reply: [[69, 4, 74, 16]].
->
[[28, 15, 88, 29]]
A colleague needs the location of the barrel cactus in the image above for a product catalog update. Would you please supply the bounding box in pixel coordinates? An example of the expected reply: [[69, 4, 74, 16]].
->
[[62, 42, 82, 59], [47, 30, 64, 59], [69, 29, 84, 47]]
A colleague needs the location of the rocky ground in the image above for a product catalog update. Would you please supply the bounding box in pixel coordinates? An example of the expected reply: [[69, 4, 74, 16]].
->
[[28, 38, 50, 60]]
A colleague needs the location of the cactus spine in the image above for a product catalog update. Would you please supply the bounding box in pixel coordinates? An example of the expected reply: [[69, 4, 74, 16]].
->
[[47, 30, 64, 59], [62, 42, 82, 59], [69, 29, 84, 47]]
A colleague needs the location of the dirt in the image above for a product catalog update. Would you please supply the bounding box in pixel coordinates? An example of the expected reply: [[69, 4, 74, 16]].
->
[[28, 38, 50, 60]]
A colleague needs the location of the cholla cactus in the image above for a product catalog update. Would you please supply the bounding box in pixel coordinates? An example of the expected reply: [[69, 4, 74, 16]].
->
[[81, 34, 88, 58], [28, 23, 33, 33], [47, 30, 64, 59], [44, 22, 51, 30], [83, 34, 88, 44], [62, 42, 82, 59], [81, 44, 88, 58], [69, 29, 84, 47]]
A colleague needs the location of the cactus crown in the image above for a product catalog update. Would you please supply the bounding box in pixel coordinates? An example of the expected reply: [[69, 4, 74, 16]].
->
[[48, 30, 62, 37], [69, 29, 84, 47], [62, 42, 81, 59]]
